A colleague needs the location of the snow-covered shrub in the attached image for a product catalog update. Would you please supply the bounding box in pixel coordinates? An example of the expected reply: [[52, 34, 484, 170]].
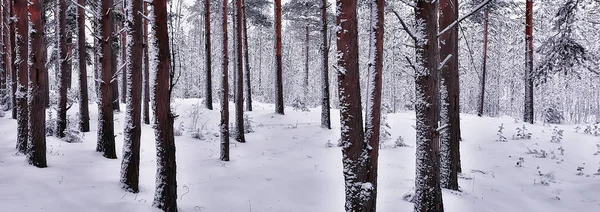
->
[[527, 147, 547, 158], [583, 124, 600, 136], [174, 123, 184, 136], [379, 114, 392, 143], [62, 115, 83, 143], [185, 103, 205, 131], [534, 169, 555, 186], [593, 144, 600, 156], [496, 124, 507, 142], [516, 157, 525, 167], [558, 146, 565, 155], [325, 140, 335, 148], [291, 98, 310, 112], [542, 106, 564, 124], [513, 125, 532, 140], [243, 114, 254, 133], [550, 127, 564, 143], [46, 110, 56, 136], [394, 136, 409, 147], [574, 125, 581, 133], [190, 129, 206, 140], [576, 166, 585, 176]]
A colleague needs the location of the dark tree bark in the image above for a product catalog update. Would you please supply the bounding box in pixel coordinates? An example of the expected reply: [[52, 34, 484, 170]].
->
[[120, 3, 126, 104], [15, 0, 28, 153], [143, 3, 150, 125], [10, 0, 16, 119], [304, 24, 309, 104], [414, 1, 444, 211], [320, 0, 330, 129], [120, 0, 143, 193], [274, 0, 284, 114], [220, 0, 230, 161], [98, 0, 117, 159], [478, 8, 489, 117], [363, 0, 384, 210], [57, 0, 71, 138], [1, 0, 9, 105], [439, 0, 460, 191], [151, 0, 178, 211], [524, 0, 534, 124], [242, 0, 252, 112], [204, 0, 213, 110], [27, 0, 47, 168], [111, 21, 120, 112], [77, 0, 90, 132], [235, 0, 245, 143]]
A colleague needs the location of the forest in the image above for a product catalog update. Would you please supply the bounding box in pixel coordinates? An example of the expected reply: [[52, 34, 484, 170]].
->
[[1, 0, 600, 211]]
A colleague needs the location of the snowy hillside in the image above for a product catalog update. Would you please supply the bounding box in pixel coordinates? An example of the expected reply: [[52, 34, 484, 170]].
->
[[1, 100, 599, 212]]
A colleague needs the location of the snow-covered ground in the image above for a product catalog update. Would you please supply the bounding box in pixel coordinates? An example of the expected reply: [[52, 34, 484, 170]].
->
[[1, 99, 599, 212]]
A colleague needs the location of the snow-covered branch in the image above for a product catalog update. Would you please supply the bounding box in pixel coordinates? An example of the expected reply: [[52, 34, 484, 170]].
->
[[69, 0, 100, 17], [392, 9, 417, 43], [438, 54, 453, 70], [438, 0, 491, 37]]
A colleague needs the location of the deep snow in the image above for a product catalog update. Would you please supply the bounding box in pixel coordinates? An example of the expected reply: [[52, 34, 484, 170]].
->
[[1, 99, 599, 212]]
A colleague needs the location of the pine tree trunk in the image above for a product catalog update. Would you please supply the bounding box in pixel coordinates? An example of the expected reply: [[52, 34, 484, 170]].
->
[[98, 0, 117, 159], [235, 0, 245, 143], [242, 0, 252, 112], [10, 0, 16, 119], [57, 0, 71, 138], [111, 15, 120, 112], [120, 0, 143, 193], [204, 0, 213, 110], [143, 3, 150, 125], [304, 24, 309, 105], [274, 0, 284, 114], [320, 0, 330, 129], [220, 0, 230, 161], [120, 4, 127, 104], [478, 9, 489, 117], [15, 0, 28, 153], [363, 0, 384, 210], [524, 0, 534, 124], [27, 0, 47, 168], [439, 0, 460, 191], [1, 0, 9, 106], [77, 0, 90, 132], [151, 1, 178, 211], [414, 1, 444, 211]]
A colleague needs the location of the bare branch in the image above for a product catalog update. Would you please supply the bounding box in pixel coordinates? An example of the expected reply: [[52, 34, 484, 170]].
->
[[392, 9, 418, 43], [438, 0, 491, 37]]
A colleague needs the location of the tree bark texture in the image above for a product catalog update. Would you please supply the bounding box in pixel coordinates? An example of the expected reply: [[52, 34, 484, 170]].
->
[[15, 0, 28, 153], [274, 0, 284, 114], [220, 0, 230, 161], [98, 0, 117, 159]]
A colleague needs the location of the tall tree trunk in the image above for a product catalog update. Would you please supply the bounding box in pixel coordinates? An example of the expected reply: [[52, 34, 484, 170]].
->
[[363, 0, 384, 210], [151, 0, 178, 211], [414, 1, 444, 211], [439, 0, 460, 191], [242, 0, 252, 112], [120, 0, 143, 193], [15, 0, 28, 153], [120, 3, 127, 104], [478, 9, 489, 117], [220, 0, 230, 161], [10, 0, 16, 119], [274, 0, 284, 114], [1, 0, 9, 106], [232, 1, 237, 104], [57, 0, 71, 138], [204, 0, 213, 110], [304, 24, 309, 105], [98, 0, 117, 159], [524, 0, 534, 124], [27, 0, 47, 168], [143, 3, 150, 125], [111, 16, 120, 112], [320, 0, 330, 129], [258, 32, 262, 95], [235, 0, 245, 143], [78, 0, 90, 132]]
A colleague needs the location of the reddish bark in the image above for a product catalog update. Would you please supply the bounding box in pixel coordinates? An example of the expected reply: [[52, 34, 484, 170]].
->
[[274, 0, 284, 114], [524, 0, 534, 124], [204, 0, 213, 110], [78, 0, 90, 132], [57, 0, 71, 138], [220, 0, 230, 161], [235, 0, 245, 143], [98, 0, 117, 159], [14, 0, 28, 153], [143, 3, 150, 125], [242, 0, 252, 112], [320, 0, 330, 129]]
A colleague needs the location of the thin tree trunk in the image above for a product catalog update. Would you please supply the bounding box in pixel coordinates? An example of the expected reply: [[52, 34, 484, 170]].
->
[[242, 0, 252, 111], [15, 0, 28, 153], [320, 0, 330, 129], [0, 2, 4, 99], [98, 0, 117, 159], [120, 0, 143, 193], [304, 24, 309, 105], [151, 0, 178, 211], [478, 9, 489, 117], [439, 0, 460, 191], [120, 3, 127, 104], [232, 0, 237, 104], [204, 0, 213, 110], [10, 0, 16, 119], [57, 0, 71, 138], [235, 0, 245, 143], [414, 0, 443, 211], [258, 32, 262, 95], [274, 0, 284, 114], [220, 0, 230, 161], [143, 3, 150, 125], [524, 0, 534, 124], [78, 0, 90, 132], [1, 0, 9, 106], [28, 0, 47, 168]]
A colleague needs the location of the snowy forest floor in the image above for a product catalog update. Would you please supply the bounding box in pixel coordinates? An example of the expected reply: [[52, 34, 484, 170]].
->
[[1, 99, 600, 212]]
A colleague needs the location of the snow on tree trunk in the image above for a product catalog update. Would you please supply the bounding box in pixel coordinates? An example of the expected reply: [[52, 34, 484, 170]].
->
[[235, 0, 246, 143], [120, 0, 144, 193], [242, 0, 252, 112], [439, 0, 461, 191], [56, 0, 71, 138], [204, 0, 213, 110], [97, 0, 117, 159], [150, 1, 178, 211], [1, 0, 11, 110], [304, 24, 309, 105], [143, 3, 151, 125], [478, 8, 489, 117], [524, 0, 534, 124], [27, 0, 47, 168], [274, 0, 284, 115], [120, 3, 127, 104], [220, 0, 230, 161], [10, 0, 17, 119], [414, 1, 444, 211], [14, 0, 28, 153], [77, 0, 90, 132], [320, 0, 330, 129]]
